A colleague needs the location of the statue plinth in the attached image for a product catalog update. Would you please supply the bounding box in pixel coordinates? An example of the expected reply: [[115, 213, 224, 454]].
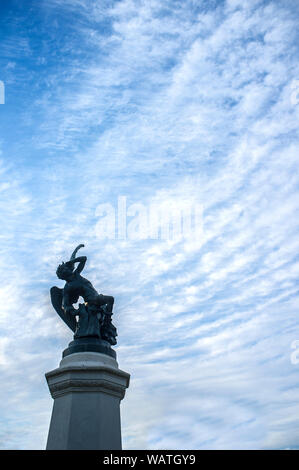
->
[[45, 351, 130, 450], [62, 336, 117, 359]]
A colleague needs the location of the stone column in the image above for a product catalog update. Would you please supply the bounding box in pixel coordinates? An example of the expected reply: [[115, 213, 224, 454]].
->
[[45, 351, 130, 450]]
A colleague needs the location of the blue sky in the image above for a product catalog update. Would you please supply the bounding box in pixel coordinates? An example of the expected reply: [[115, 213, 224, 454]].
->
[[0, 0, 299, 449]]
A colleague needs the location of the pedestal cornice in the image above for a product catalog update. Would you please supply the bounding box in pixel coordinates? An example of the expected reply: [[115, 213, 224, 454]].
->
[[45, 352, 130, 400]]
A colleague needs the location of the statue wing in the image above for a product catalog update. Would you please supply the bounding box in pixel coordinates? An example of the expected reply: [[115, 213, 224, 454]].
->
[[50, 286, 77, 333]]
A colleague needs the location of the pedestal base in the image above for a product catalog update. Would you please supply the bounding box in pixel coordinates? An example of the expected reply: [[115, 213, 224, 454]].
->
[[45, 352, 130, 450]]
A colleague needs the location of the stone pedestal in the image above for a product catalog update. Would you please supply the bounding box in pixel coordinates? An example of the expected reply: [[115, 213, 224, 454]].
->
[[45, 351, 130, 450]]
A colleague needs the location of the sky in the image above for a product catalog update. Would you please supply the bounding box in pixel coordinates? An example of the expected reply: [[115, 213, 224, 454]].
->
[[0, 0, 299, 450]]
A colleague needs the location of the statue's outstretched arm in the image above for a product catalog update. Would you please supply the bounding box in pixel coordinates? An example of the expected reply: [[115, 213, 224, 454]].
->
[[70, 244, 85, 260], [67, 244, 86, 274], [68, 256, 87, 274]]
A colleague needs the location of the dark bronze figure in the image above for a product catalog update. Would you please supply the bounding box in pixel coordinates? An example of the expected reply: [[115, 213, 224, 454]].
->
[[50, 245, 117, 352]]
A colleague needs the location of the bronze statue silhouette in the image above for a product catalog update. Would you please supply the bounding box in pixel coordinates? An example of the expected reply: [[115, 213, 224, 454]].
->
[[50, 244, 117, 345]]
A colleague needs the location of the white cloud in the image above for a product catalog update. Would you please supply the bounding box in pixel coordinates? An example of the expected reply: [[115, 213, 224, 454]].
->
[[0, 0, 298, 450]]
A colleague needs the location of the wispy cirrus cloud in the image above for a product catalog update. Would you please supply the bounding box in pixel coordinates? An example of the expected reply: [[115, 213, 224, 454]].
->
[[0, 0, 298, 449]]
